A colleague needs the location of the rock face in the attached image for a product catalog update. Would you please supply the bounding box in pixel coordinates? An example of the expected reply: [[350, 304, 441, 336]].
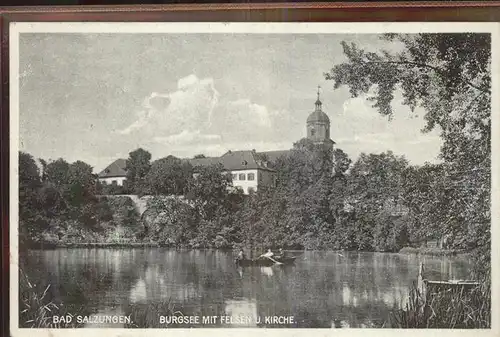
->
[[93, 194, 195, 245], [123, 195, 149, 216], [102, 194, 186, 217]]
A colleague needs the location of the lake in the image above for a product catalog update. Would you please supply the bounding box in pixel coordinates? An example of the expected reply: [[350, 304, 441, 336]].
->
[[20, 249, 471, 328]]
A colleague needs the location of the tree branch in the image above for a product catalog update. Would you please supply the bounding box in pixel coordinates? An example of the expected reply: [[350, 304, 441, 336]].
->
[[363, 60, 490, 95]]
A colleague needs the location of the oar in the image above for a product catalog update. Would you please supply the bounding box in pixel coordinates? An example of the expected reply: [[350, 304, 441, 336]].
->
[[264, 255, 283, 265]]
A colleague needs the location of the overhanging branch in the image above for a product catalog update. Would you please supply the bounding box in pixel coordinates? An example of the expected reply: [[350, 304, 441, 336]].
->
[[361, 60, 490, 95]]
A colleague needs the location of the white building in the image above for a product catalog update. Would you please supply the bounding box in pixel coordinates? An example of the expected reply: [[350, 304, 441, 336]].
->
[[97, 158, 128, 186], [187, 150, 280, 194]]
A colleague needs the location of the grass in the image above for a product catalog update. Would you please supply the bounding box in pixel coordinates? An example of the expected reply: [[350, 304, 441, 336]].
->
[[19, 269, 85, 328], [388, 280, 491, 328]]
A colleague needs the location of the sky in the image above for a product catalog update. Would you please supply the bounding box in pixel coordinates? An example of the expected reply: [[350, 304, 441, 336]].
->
[[18, 33, 442, 173]]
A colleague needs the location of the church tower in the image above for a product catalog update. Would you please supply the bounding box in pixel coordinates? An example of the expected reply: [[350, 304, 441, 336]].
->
[[306, 86, 335, 150]]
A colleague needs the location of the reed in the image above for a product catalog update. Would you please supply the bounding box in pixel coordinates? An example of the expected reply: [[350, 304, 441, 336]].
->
[[388, 281, 491, 328], [19, 268, 85, 328]]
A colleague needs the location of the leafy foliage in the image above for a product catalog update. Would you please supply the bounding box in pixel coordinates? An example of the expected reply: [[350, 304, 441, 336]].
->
[[325, 33, 491, 277], [145, 156, 193, 196], [126, 148, 152, 195], [18, 153, 141, 247]]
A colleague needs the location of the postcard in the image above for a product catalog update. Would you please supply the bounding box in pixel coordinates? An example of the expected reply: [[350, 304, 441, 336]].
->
[[8, 22, 499, 337]]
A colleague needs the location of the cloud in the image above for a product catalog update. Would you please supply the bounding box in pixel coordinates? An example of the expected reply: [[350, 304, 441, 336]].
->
[[114, 74, 295, 161], [333, 94, 443, 165], [117, 74, 219, 137], [210, 98, 291, 143], [154, 130, 222, 145], [226, 99, 272, 128], [177, 74, 199, 90], [155, 140, 293, 160], [341, 96, 379, 121], [116, 110, 150, 135]]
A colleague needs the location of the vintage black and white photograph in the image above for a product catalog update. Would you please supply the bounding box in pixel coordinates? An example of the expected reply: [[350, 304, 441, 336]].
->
[[9, 22, 497, 334]]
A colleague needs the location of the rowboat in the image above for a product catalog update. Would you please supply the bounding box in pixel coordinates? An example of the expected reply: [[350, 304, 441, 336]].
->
[[235, 256, 297, 267]]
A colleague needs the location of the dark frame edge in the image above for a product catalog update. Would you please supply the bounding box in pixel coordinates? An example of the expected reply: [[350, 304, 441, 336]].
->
[[1, 2, 500, 12], [1, 13, 10, 337], [1, 3, 500, 22]]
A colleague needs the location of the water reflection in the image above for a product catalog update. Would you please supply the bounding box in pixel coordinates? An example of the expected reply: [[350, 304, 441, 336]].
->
[[224, 299, 258, 327], [22, 249, 471, 328], [260, 267, 274, 277]]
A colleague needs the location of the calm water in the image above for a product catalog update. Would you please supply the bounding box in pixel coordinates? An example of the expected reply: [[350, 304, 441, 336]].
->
[[22, 249, 471, 328]]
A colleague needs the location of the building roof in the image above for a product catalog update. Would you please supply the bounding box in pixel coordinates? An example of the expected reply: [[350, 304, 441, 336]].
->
[[186, 156, 221, 168], [98, 158, 127, 178], [307, 93, 331, 124], [307, 109, 330, 124], [100, 148, 288, 179], [187, 150, 277, 172], [256, 150, 291, 163]]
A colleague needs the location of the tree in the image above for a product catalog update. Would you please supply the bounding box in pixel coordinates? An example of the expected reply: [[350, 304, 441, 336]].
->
[[37, 158, 72, 219], [126, 148, 152, 195], [145, 156, 193, 195], [44, 158, 70, 186], [325, 33, 491, 275], [185, 164, 233, 221], [402, 163, 446, 244], [333, 148, 351, 177], [19, 152, 41, 214], [347, 152, 409, 251], [143, 197, 197, 246], [67, 161, 97, 206], [19, 152, 43, 244]]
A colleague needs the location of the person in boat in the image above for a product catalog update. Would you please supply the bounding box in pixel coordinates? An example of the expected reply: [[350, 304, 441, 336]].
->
[[236, 248, 246, 261], [259, 248, 274, 260], [276, 248, 286, 260]]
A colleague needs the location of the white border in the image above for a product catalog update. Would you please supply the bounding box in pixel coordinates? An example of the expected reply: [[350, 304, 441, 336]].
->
[[9, 22, 500, 337]]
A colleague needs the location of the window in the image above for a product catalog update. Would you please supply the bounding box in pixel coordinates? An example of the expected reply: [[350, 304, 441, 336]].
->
[[232, 173, 237, 180], [310, 128, 316, 136], [112, 180, 118, 186], [101, 180, 107, 185], [247, 173, 255, 181], [239, 173, 246, 180]]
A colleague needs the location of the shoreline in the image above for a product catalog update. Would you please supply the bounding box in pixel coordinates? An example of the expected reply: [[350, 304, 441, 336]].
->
[[22, 242, 471, 257], [24, 242, 163, 249], [398, 246, 468, 257]]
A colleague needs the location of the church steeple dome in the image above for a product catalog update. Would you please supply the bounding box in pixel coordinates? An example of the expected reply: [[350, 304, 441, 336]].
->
[[307, 86, 330, 124], [306, 85, 335, 148]]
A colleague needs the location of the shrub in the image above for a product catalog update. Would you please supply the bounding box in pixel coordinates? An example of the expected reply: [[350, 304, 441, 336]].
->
[[388, 281, 491, 328], [19, 269, 85, 328]]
